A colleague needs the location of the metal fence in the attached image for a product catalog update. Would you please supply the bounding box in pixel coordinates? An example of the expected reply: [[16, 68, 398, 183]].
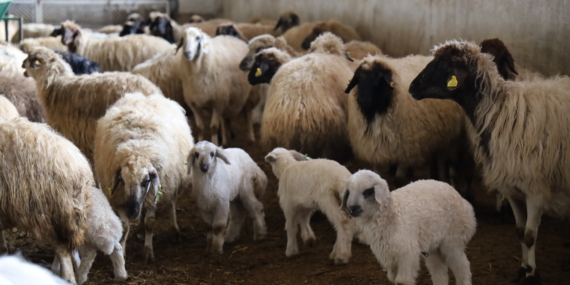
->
[[7, 0, 170, 29]]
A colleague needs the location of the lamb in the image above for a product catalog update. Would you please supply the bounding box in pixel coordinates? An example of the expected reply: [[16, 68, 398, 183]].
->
[[265, 148, 354, 264], [0, 95, 19, 120], [0, 255, 68, 285], [188, 141, 267, 254], [178, 27, 255, 145], [344, 40, 382, 60], [248, 33, 354, 162], [0, 117, 92, 284], [23, 46, 161, 162], [0, 71, 45, 122], [480, 38, 544, 81], [344, 54, 466, 186], [408, 39, 570, 283], [300, 20, 361, 50], [342, 170, 476, 285], [239, 34, 299, 72], [19, 36, 69, 52], [54, 51, 100, 75], [94, 92, 194, 262], [52, 21, 173, 72]]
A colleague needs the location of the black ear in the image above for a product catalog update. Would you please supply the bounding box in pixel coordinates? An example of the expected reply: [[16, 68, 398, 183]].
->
[[176, 37, 184, 54], [339, 190, 350, 214], [165, 22, 175, 43], [345, 70, 360, 94], [274, 18, 282, 31], [504, 53, 518, 76], [50, 28, 62, 37], [382, 71, 393, 88], [290, 14, 300, 27], [344, 51, 354, 62], [111, 168, 122, 195]]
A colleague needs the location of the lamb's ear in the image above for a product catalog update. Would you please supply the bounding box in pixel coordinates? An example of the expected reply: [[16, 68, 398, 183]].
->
[[373, 179, 390, 204], [176, 37, 184, 54], [216, 147, 230, 164], [339, 190, 350, 214], [345, 69, 360, 94], [273, 18, 283, 31], [187, 149, 195, 174], [288, 150, 307, 161], [111, 168, 122, 195], [265, 152, 277, 163], [150, 171, 161, 203], [50, 28, 62, 37]]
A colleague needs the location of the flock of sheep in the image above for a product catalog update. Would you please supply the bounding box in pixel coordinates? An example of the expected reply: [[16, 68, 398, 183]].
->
[[0, 7, 568, 285]]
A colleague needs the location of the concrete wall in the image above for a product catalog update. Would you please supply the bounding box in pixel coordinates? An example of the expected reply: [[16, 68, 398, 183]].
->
[[219, 0, 570, 76], [179, 0, 220, 16]]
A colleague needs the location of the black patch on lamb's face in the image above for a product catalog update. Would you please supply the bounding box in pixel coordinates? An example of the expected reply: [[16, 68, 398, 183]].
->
[[301, 28, 324, 50], [248, 54, 281, 85], [480, 38, 518, 80], [345, 62, 395, 128]]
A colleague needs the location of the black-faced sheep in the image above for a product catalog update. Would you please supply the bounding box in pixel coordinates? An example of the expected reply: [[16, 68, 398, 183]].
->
[[273, 10, 301, 34], [300, 20, 361, 51], [149, 12, 233, 43], [344, 40, 383, 60], [409, 40, 570, 283], [239, 34, 299, 72], [118, 13, 147, 37]]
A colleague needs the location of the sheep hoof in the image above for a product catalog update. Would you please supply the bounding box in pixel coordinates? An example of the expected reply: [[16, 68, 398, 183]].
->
[[334, 257, 349, 265], [114, 271, 127, 281], [143, 247, 155, 263], [304, 237, 316, 247], [285, 248, 298, 257]]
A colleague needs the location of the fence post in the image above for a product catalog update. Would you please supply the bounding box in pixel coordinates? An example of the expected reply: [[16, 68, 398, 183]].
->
[[35, 0, 42, 23]]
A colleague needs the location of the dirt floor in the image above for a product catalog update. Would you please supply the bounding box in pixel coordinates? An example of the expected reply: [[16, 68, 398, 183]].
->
[[5, 120, 570, 285]]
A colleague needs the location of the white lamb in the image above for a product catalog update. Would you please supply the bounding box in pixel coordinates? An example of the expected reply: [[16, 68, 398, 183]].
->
[[188, 141, 267, 254], [264, 147, 354, 264], [342, 170, 476, 285]]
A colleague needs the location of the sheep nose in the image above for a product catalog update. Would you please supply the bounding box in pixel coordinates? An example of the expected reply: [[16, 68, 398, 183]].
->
[[349, 205, 363, 217], [200, 164, 209, 173]]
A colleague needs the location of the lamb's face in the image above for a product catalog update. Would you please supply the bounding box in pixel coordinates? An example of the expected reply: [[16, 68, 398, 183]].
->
[[239, 36, 275, 72], [409, 42, 474, 102], [248, 49, 282, 85], [112, 158, 161, 220], [180, 28, 209, 61], [341, 170, 390, 219], [188, 141, 230, 174], [22, 48, 56, 78]]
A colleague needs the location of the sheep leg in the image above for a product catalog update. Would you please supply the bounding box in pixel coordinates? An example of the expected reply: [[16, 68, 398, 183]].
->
[[394, 253, 420, 285], [323, 207, 353, 264], [0, 229, 7, 254], [424, 250, 449, 285], [118, 210, 130, 258], [210, 110, 222, 146], [110, 243, 127, 281], [191, 106, 206, 142], [441, 243, 471, 285], [394, 165, 408, 188], [519, 195, 544, 283], [241, 193, 266, 241], [56, 246, 77, 284], [170, 199, 182, 240], [244, 108, 255, 142], [51, 255, 61, 275], [225, 200, 246, 243], [75, 246, 96, 285], [143, 207, 156, 262], [296, 208, 315, 246], [283, 207, 300, 257], [507, 196, 534, 283], [210, 204, 229, 254]]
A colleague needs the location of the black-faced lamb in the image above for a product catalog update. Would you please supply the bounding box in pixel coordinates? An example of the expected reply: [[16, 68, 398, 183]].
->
[[188, 141, 267, 254], [265, 148, 354, 264], [22, 47, 161, 162], [94, 93, 194, 262], [342, 170, 476, 285], [408, 40, 570, 283]]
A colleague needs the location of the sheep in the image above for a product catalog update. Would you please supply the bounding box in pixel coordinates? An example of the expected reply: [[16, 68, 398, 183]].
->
[[0, 71, 44, 122], [0, 117, 92, 284], [119, 13, 148, 37], [344, 54, 466, 186], [344, 40, 383, 60], [51, 187, 126, 285], [300, 20, 361, 51], [54, 51, 100, 75], [264, 148, 354, 264], [0, 95, 19, 120], [0, 255, 68, 285], [408, 39, 570, 283], [98, 25, 123, 34], [273, 10, 301, 34], [479, 38, 544, 81], [189, 14, 205, 23], [23, 46, 161, 162], [188, 141, 267, 254], [19, 36, 69, 52], [94, 92, 193, 262], [0, 42, 27, 73], [16, 23, 56, 40], [220, 22, 281, 41], [52, 21, 173, 72], [178, 27, 255, 145], [149, 12, 232, 43], [239, 34, 299, 72], [341, 170, 476, 285], [215, 23, 249, 42], [248, 33, 353, 162]]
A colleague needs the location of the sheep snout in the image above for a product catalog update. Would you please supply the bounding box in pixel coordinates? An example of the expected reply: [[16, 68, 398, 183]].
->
[[126, 198, 142, 220], [348, 205, 363, 217], [200, 163, 209, 173]]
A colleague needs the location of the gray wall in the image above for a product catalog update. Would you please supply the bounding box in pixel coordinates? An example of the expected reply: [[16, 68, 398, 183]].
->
[[219, 0, 570, 76]]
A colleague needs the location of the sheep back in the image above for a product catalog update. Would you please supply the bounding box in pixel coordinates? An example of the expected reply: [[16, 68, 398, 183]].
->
[[0, 71, 44, 122], [0, 95, 19, 120]]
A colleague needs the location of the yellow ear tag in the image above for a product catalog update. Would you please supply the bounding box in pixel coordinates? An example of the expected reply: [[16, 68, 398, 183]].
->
[[390, 82, 395, 88], [447, 75, 458, 88], [34, 60, 42, 66], [255, 68, 262, 77]]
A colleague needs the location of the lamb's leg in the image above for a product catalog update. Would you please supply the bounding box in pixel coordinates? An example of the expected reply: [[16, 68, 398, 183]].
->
[[75, 246, 96, 285], [143, 207, 156, 262], [394, 253, 420, 285], [241, 193, 266, 241], [118, 210, 130, 258], [56, 246, 77, 284], [283, 207, 300, 257], [520, 195, 545, 284], [210, 204, 230, 254], [323, 206, 353, 264], [170, 199, 181, 240], [225, 200, 246, 243], [441, 243, 471, 285], [210, 109, 223, 146], [424, 250, 449, 285], [507, 197, 531, 283], [110, 243, 127, 281], [190, 105, 205, 142], [296, 208, 315, 246]]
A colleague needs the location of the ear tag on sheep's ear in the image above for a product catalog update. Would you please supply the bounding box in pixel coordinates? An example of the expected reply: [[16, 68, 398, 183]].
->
[[390, 82, 395, 88], [34, 60, 42, 66], [203, 42, 210, 54], [304, 154, 312, 160], [255, 68, 262, 77], [447, 75, 458, 88]]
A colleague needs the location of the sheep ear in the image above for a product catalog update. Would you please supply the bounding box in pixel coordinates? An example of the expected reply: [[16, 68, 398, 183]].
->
[[150, 172, 161, 203], [288, 150, 307, 161], [274, 18, 283, 31], [382, 71, 394, 89], [187, 149, 195, 174], [176, 37, 184, 54], [373, 180, 390, 204], [50, 28, 62, 37], [265, 153, 277, 163], [216, 147, 230, 164], [504, 53, 518, 76], [339, 190, 349, 213], [345, 69, 360, 94], [111, 168, 122, 195]]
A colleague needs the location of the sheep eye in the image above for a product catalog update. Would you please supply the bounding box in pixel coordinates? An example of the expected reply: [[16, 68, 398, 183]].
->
[[363, 188, 374, 198], [149, 173, 157, 180], [195, 36, 199, 40], [194, 152, 199, 158], [210, 152, 214, 158], [141, 179, 151, 187]]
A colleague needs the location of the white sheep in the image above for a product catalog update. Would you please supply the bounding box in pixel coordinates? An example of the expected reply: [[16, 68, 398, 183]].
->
[[22, 46, 161, 162], [0, 95, 19, 120], [0, 70, 45, 122], [0, 42, 27, 73], [264, 148, 354, 264], [94, 92, 194, 262], [188, 141, 267, 254], [409, 39, 570, 283], [0, 117, 92, 284], [342, 170, 476, 285], [178, 27, 254, 145], [0, 255, 68, 285], [19, 36, 69, 52], [52, 21, 173, 72]]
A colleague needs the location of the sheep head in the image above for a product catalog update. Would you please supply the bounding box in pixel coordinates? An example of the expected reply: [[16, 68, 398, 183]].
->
[[480, 38, 518, 80], [215, 23, 247, 42], [345, 56, 395, 125], [148, 12, 175, 43], [274, 10, 300, 33], [248, 47, 290, 85], [51, 21, 81, 50], [308, 32, 352, 61], [239, 35, 276, 72], [119, 13, 147, 37], [409, 40, 482, 103], [264, 148, 308, 179], [22, 47, 72, 79], [341, 170, 390, 219], [188, 141, 230, 175], [178, 27, 210, 61], [189, 14, 205, 23], [112, 149, 162, 221]]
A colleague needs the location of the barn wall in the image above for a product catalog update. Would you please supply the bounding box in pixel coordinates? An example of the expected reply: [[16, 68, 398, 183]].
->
[[219, 0, 570, 76]]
